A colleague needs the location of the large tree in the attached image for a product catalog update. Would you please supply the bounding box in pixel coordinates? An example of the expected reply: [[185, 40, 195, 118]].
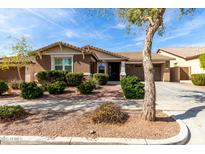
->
[[116, 8, 195, 121], [0, 37, 33, 81]]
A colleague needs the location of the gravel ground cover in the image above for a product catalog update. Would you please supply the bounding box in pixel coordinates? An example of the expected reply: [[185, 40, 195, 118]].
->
[[0, 84, 124, 102], [0, 110, 179, 139]]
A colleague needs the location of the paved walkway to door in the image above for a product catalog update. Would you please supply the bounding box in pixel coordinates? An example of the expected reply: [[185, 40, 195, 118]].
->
[[156, 82, 205, 144]]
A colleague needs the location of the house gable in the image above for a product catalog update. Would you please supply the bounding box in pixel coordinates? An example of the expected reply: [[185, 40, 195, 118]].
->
[[27, 42, 97, 81], [42, 45, 82, 56], [36, 42, 82, 56], [157, 49, 188, 67], [157, 49, 186, 60], [82, 45, 128, 61], [157, 48, 205, 60]]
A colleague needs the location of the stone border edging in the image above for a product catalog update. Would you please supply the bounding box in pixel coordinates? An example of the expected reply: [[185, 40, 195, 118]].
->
[[0, 111, 189, 145]]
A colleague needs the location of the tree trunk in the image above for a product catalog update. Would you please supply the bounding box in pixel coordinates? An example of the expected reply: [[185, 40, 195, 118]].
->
[[142, 9, 166, 121], [17, 67, 23, 81], [142, 27, 156, 121]]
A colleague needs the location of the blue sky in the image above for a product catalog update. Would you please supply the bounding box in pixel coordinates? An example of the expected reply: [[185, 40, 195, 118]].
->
[[0, 8, 205, 56]]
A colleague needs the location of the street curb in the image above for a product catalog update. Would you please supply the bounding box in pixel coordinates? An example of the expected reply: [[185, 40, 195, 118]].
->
[[0, 111, 189, 145]]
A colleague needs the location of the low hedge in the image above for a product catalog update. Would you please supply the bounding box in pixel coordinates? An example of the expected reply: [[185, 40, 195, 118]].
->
[[191, 74, 205, 86], [20, 82, 43, 99], [47, 81, 66, 94], [36, 70, 66, 84], [66, 73, 84, 86], [120, 76, 144, 99], [0, 80, 8, 95], [0, 105, 27, 122], [199, 53, 205, 69], [77, 80, 95, 94], [92, 102, 129, 124], [93, 73, 109, 85]]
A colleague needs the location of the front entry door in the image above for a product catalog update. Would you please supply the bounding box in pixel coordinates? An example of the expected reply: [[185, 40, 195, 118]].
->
[[108, 62, 120, 81]]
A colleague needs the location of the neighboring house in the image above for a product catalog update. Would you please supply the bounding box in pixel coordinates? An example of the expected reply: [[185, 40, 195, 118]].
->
[[157, 47, 205, 81], [0, 41, 174, 82]]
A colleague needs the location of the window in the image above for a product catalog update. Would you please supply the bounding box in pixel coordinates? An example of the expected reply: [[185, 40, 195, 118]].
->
[[98, 63, 106, 73], [54, 57, 72, 72], [54, 58, 63, 70]]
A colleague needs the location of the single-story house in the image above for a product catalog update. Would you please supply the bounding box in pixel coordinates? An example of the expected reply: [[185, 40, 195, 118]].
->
[[0, 41, 174, 82], [157, 47, 205, 81]]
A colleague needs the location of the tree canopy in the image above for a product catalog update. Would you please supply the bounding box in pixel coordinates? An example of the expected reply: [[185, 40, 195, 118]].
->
[[0, 36, 33, 80], [117, 8, 195, 36]]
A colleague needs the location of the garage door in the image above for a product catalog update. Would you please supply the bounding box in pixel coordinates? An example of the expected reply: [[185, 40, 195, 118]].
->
[[125, 64, 161, 81], [125, 64, 144, 80]]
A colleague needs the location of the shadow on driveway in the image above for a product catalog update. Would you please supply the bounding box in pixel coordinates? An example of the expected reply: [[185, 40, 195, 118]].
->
[[173, 105, 205, 120], [179, 90, 205, 102]]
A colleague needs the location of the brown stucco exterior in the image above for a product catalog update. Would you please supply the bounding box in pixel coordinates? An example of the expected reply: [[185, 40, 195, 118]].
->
[[24, 44, 93, 82], [26, 54, 93, 82], [35, 55, 51, 70], [73, 54, 92, 73], [25, 55, 51, 82], [0, 67, 25, 81]]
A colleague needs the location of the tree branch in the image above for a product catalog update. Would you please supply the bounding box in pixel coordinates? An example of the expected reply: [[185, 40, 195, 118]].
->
[[147, 17, 154, 26]]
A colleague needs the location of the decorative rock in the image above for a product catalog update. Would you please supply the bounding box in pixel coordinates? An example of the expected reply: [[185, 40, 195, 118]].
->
[[90, 130, 96, 134]]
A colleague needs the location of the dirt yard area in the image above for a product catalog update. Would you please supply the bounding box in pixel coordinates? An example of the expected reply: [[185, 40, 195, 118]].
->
[[0, 110, 179, 139], [42, 84, 124, 101], [0, 84, 125, 102]]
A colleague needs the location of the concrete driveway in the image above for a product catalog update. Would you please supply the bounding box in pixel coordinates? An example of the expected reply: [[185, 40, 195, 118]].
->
[[156, 82, 205, 145]]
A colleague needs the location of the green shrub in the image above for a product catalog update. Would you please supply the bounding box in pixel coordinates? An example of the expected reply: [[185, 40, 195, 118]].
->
[[199, 53, 205, 69], [47, 81, 66, 94], [20, 82, 43, 99], [36, 71, 47, 83], [191, 74, 205, 86], [36, 70, 65, 84], [77, 81, 95, 94], [92, 102, 129, 124], [66, 73, 84, 86], [9, 79, 22, 90], [0, 105, 27, 122], [40, 81, 50, 91], [88, 78, 97, 89], [0, 80, 8, 95], [93, 73, 109, 85], [120, 76, 144, 99]]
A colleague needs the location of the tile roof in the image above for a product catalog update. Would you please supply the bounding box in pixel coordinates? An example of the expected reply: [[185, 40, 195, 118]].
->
[[82, 45, 129, 60], [115, 52, 175, 61], [35, 41, 83, 53], [157, 47, 205, 60]]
